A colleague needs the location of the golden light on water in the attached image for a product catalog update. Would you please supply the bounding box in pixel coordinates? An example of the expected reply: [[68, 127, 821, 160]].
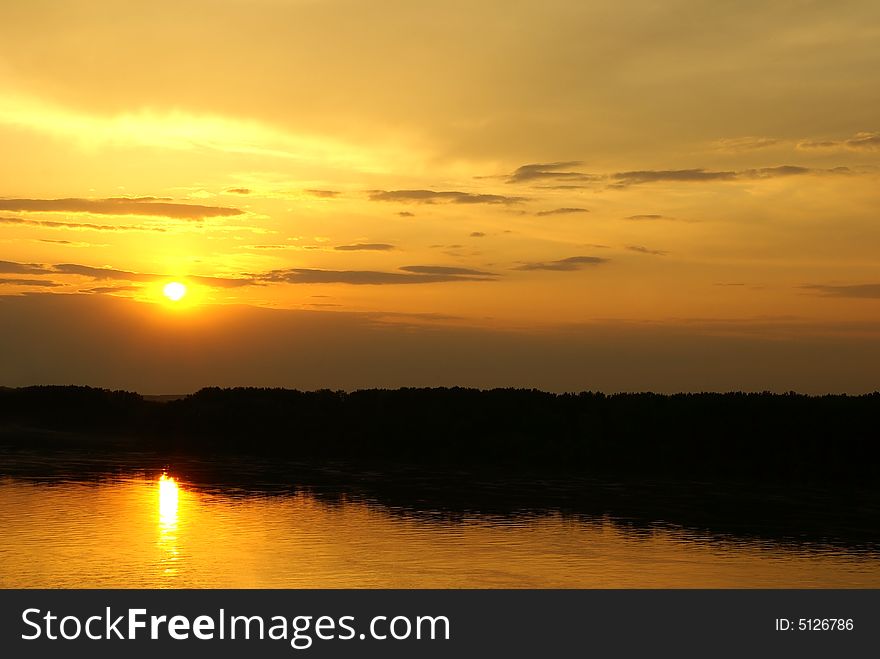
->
[[158, 473, 180, 577], [158, 473, 179, 526]]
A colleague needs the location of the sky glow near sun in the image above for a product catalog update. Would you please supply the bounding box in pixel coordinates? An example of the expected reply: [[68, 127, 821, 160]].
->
[[1, 0, 880, 392]]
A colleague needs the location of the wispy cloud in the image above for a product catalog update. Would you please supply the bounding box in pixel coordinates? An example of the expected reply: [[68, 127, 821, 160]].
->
[[513, 256, 608, 271], [627, 245, 668, 256], [0, 277, 60, 287], [258, 266, 496, 285], [797, 132, 880, 152], [743, 165, 813, 178], [188, 275, 258, 288], [506, 162, 594, 184], [305, 189, 341, 198], [37, 238, 103, 247], [334, 243, 395, 251], [0, 197, 243, 220], [611, 169, 738, 186], [399, 265, 493, 276], [369, 190, 525, 205], [52, 263, 154, 281], [0, 259, 257, 289], [803, 284, 880, 299], [711, 136, 779, 152], [610, 165, 847, 187], [0, 92, 388, 168], [623, 214, 671, 221], [0, 215, 169, 233], [536, 207, 590, 217], [79, 285, 141, 294], [0, 260, 53, 274]]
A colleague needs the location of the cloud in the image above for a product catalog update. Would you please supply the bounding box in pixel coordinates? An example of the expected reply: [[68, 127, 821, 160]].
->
[[610, 165, 847, 187], [79, 285, 141, 294], [623, 214, 700, 224], [1, 259, 257, 288], [0, 215, 168, 233], [52, 263, 155, 281], [803, 284, 880, 299], [627, 245, 668, 256], [470, 232, 486, 238], [399, 265, 493, 276], [506, 162, 594, 184], [797, 132, 880, 152], [37, 239, 103, 247], [513, 256, 608, 271], [225, 188, 251, 195], [0, 277, 60, 287], [536, 207, 590, 217], [259, 266, 496, 285], [534, 184, 591, 190], [611, 169, 738, 186], [369, 190, 525, 205], [712, 136, 779, 152], [398, 211, 415, 217], [58, 264, 258, 289], [0, 197, 243, 220], [305, 189, 341, 198], [0, 260, 52, 274], [797, 140, 839, 150], [846, 133, 880, 150], [743, 165, 812, 178], [334, 243, 396, 251], [0, 93, 383, 166], [750, 165, 850, 178], [188, 275, 258, 288]]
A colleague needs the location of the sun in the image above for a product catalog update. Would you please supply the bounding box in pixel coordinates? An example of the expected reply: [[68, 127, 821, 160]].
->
[[163, 281, 187, 302]]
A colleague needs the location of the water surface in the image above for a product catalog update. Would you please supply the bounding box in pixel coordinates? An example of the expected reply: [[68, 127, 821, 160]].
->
[[1, 464, 878, 588]]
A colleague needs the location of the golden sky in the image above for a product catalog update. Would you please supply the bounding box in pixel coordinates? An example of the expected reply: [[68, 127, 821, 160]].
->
[[2, 0, 879, 392]]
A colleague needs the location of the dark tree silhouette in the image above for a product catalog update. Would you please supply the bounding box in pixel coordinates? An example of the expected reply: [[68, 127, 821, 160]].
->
[[1, 385, 877, 483]]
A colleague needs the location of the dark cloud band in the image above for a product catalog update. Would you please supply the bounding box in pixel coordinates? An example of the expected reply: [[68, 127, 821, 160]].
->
[[369, 190, 525, 205], [0, 197, 243, 220], [514, 256, 608, 271]]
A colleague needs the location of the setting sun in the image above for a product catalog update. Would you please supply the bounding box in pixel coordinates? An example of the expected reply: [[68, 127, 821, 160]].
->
[[163, 282, 187, 302]]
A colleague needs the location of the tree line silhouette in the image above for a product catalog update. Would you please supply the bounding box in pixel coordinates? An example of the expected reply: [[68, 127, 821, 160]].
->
[[1, 385, 878, 483]]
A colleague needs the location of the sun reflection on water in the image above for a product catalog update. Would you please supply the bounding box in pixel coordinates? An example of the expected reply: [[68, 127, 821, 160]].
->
[[159, 473, 179, 525], [157, 473, 180, 578]]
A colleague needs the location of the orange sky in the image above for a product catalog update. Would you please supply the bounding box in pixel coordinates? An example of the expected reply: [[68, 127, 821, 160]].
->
[[2, 0, 879, 392]]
